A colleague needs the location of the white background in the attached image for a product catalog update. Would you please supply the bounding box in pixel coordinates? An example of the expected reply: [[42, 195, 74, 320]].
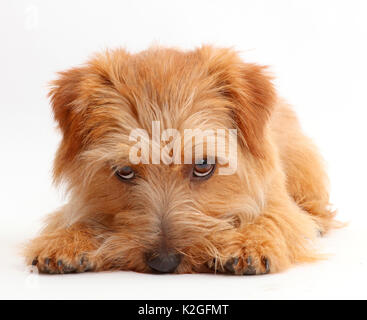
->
[[0, 0, 366, 299]]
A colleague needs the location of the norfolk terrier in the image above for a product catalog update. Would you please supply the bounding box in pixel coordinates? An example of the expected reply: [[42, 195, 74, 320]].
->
[[25, 46, 337, 275]]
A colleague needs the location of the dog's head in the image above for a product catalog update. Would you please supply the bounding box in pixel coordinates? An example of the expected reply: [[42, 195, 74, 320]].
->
[[49, 46, 275, 273]]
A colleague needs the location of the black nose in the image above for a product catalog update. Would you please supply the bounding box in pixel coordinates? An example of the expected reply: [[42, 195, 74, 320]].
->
[[146, 252, 182, 273]]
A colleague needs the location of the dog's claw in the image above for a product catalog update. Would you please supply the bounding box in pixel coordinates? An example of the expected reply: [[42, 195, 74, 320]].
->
[[31, 258, 38, 266], [80, 254, 90, 267], [79, 255, 94, 272], [262, 257, 270, 274], [224, 257, 238, 274], [243, 256, 257, 275], [44, 258, 50, 266]]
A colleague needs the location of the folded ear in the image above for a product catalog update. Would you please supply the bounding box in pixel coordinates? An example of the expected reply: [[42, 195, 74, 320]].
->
[[49, 50, 131, 183], [48, 66, 90, 180], [198, 46, 276, 157]]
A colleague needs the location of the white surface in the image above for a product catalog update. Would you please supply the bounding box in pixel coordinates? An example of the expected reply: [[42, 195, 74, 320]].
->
[[1, 0, 367, 299], [1, 224, 366, 300]]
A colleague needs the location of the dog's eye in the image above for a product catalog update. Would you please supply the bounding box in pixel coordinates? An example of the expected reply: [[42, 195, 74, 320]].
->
[[115, 166, 135, 181], [193, 159, 215, 178]]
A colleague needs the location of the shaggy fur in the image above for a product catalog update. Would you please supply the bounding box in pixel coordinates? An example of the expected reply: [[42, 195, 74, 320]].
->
[[25, 46, 337, 275]]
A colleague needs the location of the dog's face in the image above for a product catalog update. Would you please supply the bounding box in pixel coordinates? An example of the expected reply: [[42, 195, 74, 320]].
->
[[50, 46, 275, 273]]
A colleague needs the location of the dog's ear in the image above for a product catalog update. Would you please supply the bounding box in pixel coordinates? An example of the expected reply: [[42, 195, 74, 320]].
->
[[50, 68, 84, 134], [49, 50, 131, 182], [48, 66, 91, 180], [198, 46, 276, 157]]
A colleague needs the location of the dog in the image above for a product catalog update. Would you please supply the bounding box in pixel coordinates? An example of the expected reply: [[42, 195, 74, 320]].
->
[[25, 45, 337, 275]]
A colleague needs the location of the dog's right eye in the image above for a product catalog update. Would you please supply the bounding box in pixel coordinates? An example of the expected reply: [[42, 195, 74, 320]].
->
[[193, 159, 216, 179], [115, 166, 135, 181]]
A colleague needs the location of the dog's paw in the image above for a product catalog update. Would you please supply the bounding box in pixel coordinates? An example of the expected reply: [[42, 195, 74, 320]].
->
[[31, 253, 95, 274], [25, 230, 97, 274], [208, 250, 271, 275], [223, 255, 270, 275]]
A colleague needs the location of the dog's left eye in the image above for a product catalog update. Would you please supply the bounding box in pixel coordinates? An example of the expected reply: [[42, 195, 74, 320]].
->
[[115, 166, 135, 181], [193, 159, 215, 178]]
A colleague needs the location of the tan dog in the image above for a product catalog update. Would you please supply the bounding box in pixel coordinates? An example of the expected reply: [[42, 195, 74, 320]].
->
[[25, 46, 337, 275]]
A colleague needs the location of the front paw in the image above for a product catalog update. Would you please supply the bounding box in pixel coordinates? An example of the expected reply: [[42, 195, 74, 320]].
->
[[31, 253, 94, 274], [208, 250, 271, 275], [25, 230, 97, 274], [223, 255, 270, 275]]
